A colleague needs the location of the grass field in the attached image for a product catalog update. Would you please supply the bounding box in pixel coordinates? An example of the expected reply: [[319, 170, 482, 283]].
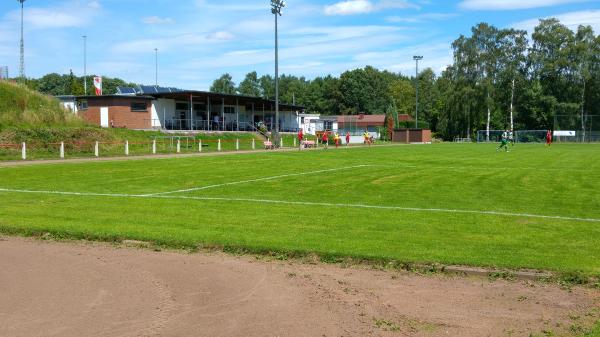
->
[[1, 143, 599, 276]]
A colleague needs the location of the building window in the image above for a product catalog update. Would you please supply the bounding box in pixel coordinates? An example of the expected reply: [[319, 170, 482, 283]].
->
[[130, 102, 148, 112], [78, 100, 88, 111], [224, 107, 235, 114], [176, 103, 188, 110]]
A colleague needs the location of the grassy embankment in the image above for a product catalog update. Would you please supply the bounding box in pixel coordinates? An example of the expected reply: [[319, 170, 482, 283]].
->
[[0, 82, 315, 160]]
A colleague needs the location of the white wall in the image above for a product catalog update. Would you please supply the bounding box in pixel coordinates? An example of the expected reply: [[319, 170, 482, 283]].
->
[[60, 101, 77, 113], [151, 99, 176, 128]]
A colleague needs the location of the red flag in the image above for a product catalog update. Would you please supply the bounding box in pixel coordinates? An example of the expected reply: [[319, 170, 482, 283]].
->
[[94, 76, 102, 96]]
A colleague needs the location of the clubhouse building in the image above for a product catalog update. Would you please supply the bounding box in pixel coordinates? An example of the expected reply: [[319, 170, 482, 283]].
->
[[58, 85, 304, 132], [57, 85, 409, 140]]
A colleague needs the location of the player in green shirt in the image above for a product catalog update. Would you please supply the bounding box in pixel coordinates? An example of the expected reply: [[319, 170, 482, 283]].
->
[[497, 130, 509, 152]]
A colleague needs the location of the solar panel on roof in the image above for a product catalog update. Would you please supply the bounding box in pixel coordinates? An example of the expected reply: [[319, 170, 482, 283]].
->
[[139, 85, 158, 94], [117, 87, 136, 95], [155, 86, 172, 93]]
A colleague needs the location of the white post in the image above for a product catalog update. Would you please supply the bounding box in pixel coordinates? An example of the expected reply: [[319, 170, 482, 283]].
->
[[177, 139, 181, 153], [199, 139, 202, 152], [21, 142, 26, 160], [125, 140, 129, 156], [252, 138, 255, 150], [280, 138, 283, 148], [60, 142, 65, 159], [294, 138, 296, 147], [218, 139, 221, 152], [152, 139, 156, 154], [94, 141, 99, 157], [236, 139, 239, 151]]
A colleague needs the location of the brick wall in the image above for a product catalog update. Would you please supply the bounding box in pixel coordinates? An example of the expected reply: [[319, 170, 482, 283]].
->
[[392, 129, 432, 143], [78, 97, 152, 129]]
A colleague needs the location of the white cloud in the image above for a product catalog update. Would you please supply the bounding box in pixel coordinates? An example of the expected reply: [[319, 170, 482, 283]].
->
[[4, 2, 101, 30], [87, 1, 102, 9], [111, 31, 236, 54], [353, 42, 453, 74], [512, 9, 600, 33], [195, 0, 266, 11], [25, 8, 86, 29], [325, 0, 375, 15], [206, 31, 235, 41], [142, 16, 175, 25], [386, 13, 457, 23], [324, 0, 418, 15], [459, 0, 589, 10]]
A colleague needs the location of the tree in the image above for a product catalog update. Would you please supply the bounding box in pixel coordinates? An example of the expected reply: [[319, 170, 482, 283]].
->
[[259, 75, 274, 100], [38, 73, 68, 96], [389, 78, 414, 118], [67, 70, 85, 96], [210, 73, 236, 94], [237, 71, 261, 97], [339, 66, 393, 115]]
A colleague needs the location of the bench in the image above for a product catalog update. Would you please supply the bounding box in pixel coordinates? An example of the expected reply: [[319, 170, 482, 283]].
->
[[302, 140, 315, 148], [264, 141, 274, 150]]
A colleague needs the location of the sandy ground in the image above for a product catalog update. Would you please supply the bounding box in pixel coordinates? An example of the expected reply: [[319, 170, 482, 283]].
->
[[0, 237, 598, 337]]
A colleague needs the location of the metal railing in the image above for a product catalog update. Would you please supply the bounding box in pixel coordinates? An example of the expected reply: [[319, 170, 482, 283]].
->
[[147, 119, 300, 133]]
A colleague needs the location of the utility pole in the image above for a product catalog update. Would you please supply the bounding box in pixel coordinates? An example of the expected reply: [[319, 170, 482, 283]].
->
[[154, 48, 158, 86], [413, 55, 423, 128], [18, 0, 26, 79], [83, 35, 87, 95]]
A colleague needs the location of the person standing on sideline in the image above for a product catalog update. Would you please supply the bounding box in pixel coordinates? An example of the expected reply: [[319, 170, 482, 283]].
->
[[345, 131, 351, 147], [363, 130, 371, 147], [334, 132, 341, 148], [509, 130, 515, 146], [322, 131, 329, 149], [298, 129, 304, 150], [497, 130, 509, 152], [546, 130, 553, 146]]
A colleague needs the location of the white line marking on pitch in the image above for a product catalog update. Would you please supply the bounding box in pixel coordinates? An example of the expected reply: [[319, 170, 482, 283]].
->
[[1, 187, 599, 223], [144, 165, 371, 196]]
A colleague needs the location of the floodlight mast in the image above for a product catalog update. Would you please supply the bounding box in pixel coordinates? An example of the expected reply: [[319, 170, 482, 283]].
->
[[271, 0, 285, 145], [18, 0, 26, 79], [413, 55, 423, 128]]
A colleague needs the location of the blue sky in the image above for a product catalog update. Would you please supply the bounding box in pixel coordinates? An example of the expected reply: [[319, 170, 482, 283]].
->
[[0, 0, 598, 90]]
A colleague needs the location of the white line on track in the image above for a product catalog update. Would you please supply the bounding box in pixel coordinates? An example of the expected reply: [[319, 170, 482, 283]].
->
[[1, 187, 599, 223], [144, 165, 371, 196]]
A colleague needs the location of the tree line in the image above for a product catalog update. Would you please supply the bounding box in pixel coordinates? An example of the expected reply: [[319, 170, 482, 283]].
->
[[18, 71, 137, 97], [210, 18, 599, 139]]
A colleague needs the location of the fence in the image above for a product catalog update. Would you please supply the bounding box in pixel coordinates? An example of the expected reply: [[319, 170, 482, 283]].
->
[[0, 135, 322, 161], [554, 115, 600, 142], [477, 130, 548, 143]]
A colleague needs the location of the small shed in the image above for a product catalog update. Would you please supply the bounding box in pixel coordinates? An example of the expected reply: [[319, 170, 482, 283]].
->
[[393, 129, 432, 144]]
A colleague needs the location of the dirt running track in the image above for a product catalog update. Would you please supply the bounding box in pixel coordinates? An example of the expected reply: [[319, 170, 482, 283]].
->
[[0, 237, 598, 337]]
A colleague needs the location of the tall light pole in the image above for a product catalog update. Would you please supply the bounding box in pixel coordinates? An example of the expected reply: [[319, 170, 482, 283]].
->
[[413, 56, 423, 128], [18, 0, 26, 79], [154, 48, 158, 86], [271, 0, 285, 144], [83, 35, 87, 95]]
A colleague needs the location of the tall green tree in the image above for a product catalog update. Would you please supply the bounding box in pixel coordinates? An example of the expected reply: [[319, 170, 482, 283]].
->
[[237, 71, 261, 97], [210, 73, 236, 94]]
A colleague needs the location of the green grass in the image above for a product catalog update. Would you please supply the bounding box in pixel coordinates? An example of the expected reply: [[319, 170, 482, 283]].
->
[[0, 81, 84, 128], [1, 143, 599, 275], [587, 323, 600, 337]]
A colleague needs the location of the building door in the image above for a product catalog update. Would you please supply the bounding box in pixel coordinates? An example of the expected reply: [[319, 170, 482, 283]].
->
[[100, 107, 109, 128]]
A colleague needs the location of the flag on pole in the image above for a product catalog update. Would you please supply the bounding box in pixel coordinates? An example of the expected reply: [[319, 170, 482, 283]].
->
[[94, 76, 102, 96]]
